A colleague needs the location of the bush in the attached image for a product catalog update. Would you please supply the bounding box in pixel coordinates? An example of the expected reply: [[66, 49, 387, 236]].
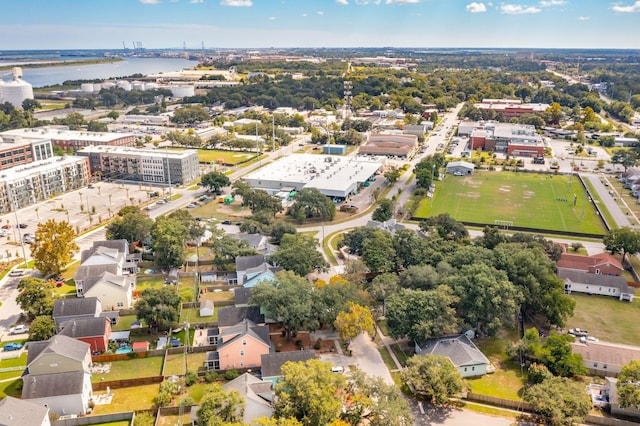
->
[[204, 370, 219, 383], [185, 371, 199, 386], [314, 338, 322, 350], [295, 339, 303, 349], [224, 369, 239, 380], [181, 397, 195, 406], [527, 363, 552, 384], [153, 391, 171, 408]]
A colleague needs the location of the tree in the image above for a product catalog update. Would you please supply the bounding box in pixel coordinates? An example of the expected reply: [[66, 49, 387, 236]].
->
[[22, 98, 41, 111], [419, 213, 468, 241], [274, 359, 347, 426], [31, 219, 79, 277], [151, 215, 189, 269], [384, 167, 401, 183], [251, 271, 319, 339], [28, 316, 57, 341], [136, 287, 181, 329], [385, 287, 459, 342], [107, 110, 119, 120], [198, 383, 245, 425], [617, 360, 640, 409], [603, 226, 640, 262], [254, 418, 303, 426], [269, 233, 327, 276], [612, 149, 638, 172], [171, 105, 210, 125], [87, 120, 108, 132], [106, 210, 153, 245], [372, 199, 394, 222], [414, 155, 444, 188], [540, 333, 587, 377], [201, 171, 230, 193], [523, 377, 591, 426], [269, 221, 297, 245], [401, 355, 464, 405], [369, 273, 400, 302], [361, 229, 397, 273], [334, 302, 375, 341], [287, 188, 336, 223], [17, 278, 54, 319]]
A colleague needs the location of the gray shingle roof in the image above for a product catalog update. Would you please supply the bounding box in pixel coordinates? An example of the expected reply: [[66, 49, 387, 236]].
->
[[0, 396, 49, 426], [233, 287, 253, 305], [236, 255, 267, 273], [218, 306, 264, 327], [417, 335, 490, 368], [558, 268, 634, 294], [59, 317, 109, 339], [26, 335, 90, 366], [22, 370, 87, 399], [260, 350, 316, 378], [219, 319, 271, 349], [52, 297, 100, 318]]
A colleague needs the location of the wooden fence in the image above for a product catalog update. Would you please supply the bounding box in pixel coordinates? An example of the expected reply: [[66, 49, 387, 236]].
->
[[53, 412, 134, 426], [585, 414, 640, 426], [464, 392, 535, 412], [93, 375, 164, 391]]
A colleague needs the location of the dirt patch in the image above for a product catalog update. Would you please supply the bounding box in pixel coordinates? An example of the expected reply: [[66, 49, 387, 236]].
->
[[499, 186, 512, 192], [461, 178, 482, 188], [458, 192, 481, 199], [523, 190, 536, 199]]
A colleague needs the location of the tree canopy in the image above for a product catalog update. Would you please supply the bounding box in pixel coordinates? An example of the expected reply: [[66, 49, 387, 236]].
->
[[136, 287, 182, 329], [401, 354, 464, 405], [106, 209, 153, 245], [617, 360, 640, 409], [287, 188, 336, 223], [31, 219, 79, 277], [523, 376, 591, 426], [17, 277, 54, 319], [197, 383, 245, 426], [201, 171, 230, 193], [269, 233, 327, 276]]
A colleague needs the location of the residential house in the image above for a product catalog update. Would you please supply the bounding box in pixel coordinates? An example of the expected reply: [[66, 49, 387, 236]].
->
[[229, 233, 274, 255], [416, 334, 491, 378], [52, 297, 101, 328], [571, 340, 640, 376], [242, 264, 277, 289], [558, 252, 624, 276], [261, 350, 316, 385], [218, 306, 265, 328], [558, 268, 635, 301], [233, 287, 253, 306], [59, 317, 112, 353], [234, 255, 268, 285], [74, 239, 139, 300], [206, 319, 271, 371], [83, 271, 135, 310], [23, 335, 93, 416], [222, 373, 274, 424], [0, 396, 51, 426], [605, 377, 640, 419], [366, 219, 406, 234]]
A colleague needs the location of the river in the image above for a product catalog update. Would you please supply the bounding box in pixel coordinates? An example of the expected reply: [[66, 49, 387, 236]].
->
[[14, 57, 198, 88]]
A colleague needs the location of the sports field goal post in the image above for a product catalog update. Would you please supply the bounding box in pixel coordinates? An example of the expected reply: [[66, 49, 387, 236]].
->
[[494, 220, 514, 229]]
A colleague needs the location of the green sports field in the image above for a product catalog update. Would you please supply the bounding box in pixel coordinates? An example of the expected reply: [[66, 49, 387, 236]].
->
[[166, 147, 257, 165], [414, 171, 606, 235]]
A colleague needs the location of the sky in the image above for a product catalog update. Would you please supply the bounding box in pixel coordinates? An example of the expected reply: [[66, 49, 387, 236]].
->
[[1, 0, 640, 50]]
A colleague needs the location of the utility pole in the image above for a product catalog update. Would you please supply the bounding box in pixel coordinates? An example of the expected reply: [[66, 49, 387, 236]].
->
[[8, 190, 28, 268]]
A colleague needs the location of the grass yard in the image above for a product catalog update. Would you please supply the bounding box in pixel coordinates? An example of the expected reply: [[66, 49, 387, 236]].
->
[[566, 293, 640, 346], [166, 147, 257, 166], [414, 171, 606, 235], [0, 352, 27, 368], [90, 384, 159, 414], [91, 356, 164, 383], [0, 378, 22, 398], [157, 414, 192, 426], [164, 352, 207, 376], [136, 275, 165, 291], [180, 306, 217, 323]]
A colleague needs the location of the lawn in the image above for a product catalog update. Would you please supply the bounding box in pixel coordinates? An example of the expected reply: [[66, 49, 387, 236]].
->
[[91, 356, 164, 383], [90, 384, 159, 414], [0, 378, 22, 398], [414, 171, 606, 235], [136, 275, 165, 291], [180, 307, 217, 323], [166, 147, 257, 165], [164, 352, 207, 376], [0, 352, 27, 368], [566, 293, 640, 346], [112, 314, 139, 331]]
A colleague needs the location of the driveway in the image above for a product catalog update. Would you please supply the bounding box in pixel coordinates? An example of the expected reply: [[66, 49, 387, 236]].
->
[[409, 402, 516, 426]]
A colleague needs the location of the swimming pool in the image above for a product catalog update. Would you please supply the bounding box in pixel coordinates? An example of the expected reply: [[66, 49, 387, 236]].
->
[[115, 346, 132, 354]]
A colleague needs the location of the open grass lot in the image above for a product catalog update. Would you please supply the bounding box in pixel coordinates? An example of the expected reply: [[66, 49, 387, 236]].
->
[[164, 352, 207, 376], [180, 307, 217, 323], [566, 293, 640, 346], [415, 171, 606, 235], [91, 356, 164, 383], [90, 384, 159, 414], [166, 147, 257, 165]]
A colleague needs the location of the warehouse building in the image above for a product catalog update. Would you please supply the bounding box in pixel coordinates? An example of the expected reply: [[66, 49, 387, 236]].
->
[[465, 122, 545, 158], [359, 134, 418, 158], [77, 146, 199, 185], [242, 154, 382, 199]]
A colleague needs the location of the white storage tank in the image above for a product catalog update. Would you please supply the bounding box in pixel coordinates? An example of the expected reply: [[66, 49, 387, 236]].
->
[[93, 83, 104, 92], [81, 83, 95, 93], [169, 85, 195, 98], [132, 81, 145, 91], [101, 82, 116, 90], [117, 80, 132, 91], [1, 68, 34, 107], [145, 82, 158, 90]]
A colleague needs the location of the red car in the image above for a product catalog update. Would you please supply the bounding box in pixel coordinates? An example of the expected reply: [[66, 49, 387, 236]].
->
[[1, 224, 10, 229]]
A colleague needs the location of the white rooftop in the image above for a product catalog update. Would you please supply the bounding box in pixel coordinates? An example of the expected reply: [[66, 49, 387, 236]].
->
[[0, 155, 86, 182], [0, 126, 134, 144]]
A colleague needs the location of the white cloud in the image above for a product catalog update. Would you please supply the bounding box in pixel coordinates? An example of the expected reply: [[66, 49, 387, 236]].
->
[[336, 0, 349, 4], [466, 2, 487, 13], [385, 0, 420, 4], [219, 0, 252, 6], [499, 4, 542, 14], [577, 15, 590, 20], [139, 0, 161, 4], [190, 0, 204, 3], [317, 10, 325, 15], [539, 0, 566, 6], [268, 16, 276, 20], [612, 1, 640, 12], [302, 13, 308, 16]]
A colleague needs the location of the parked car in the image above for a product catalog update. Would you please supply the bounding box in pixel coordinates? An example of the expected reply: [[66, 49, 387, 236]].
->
[[1, 224, 10, 229], [156, 199, 166, 205], [8, 269, 25, 277], [16, 224, 27, 229], [221, 220, 232, 225], [9, 325, 29, 335], [3, 342, 22, 351], [170, 338, 181, 347]]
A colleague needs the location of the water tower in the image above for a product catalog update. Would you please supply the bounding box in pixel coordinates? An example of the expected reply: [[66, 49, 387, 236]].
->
[[0, 67, 35, 108]]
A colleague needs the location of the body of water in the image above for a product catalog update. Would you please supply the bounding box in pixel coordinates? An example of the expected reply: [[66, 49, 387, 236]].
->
[[15, 57, 198, 88]]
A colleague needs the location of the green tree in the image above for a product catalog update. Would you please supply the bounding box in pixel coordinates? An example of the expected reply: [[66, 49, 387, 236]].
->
[[107, 110, 119, 120], [22, 98, 41, 111], [414, 155, 444, 188], [106, 210, 153, 245], [28, 316, 57, 341], [31, 219, 79, 277], [372, 199, 394, 222], [151, 215, 189, 269], [612, 149, 638, 172], [287, 188, 336, 223], [334, 302, 375, 341], [540, 333, 587, 377], [617, 360, 640, 409], [269, 233, 327, 276], [251, 271, 318, 339], [269, 221, 297, 245], [87, 120, 108, 132], [419, 213, 468, 241], [17, 277, 54, 319], [254, 418, 303, 426], [523, 376, 591, 426], [383, 166, 401, 183], [369, 272, 400, 302], [274, 359, 346, 426], [603, 226, 640, 263], [385, 287, 459, 342], [136, 287, 181, 329], [361, 229, 397, 273], [197, 383, 245, 425], [201, 171, 230, 193], [171, 105, 210, 125], [401, 355, 464, 405]]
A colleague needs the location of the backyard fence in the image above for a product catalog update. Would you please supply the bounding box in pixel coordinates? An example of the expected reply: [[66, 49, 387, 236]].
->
[[585, 414, 640, 426], [93, 375, 164, 391], [53, 412, 134, 426], [464, 392, 535, 412]]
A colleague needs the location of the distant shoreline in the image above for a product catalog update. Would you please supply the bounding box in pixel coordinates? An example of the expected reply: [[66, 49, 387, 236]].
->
[[0, 57, 123, 72]]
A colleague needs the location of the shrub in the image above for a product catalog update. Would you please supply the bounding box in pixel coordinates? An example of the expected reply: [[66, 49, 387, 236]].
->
[[204, 370, 219, 383], [224, 369, 239, 380], [185, 371, 199, 386], [295, 339, 303, 348], [314, 338, 322, 350], [527, 363, 552, 384], [153, 391, 171, 408], [181, 397, 195, 406]]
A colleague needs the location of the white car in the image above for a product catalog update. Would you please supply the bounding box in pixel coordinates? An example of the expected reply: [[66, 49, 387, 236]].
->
[[8, 269, 25, 277], [453, 171, 464, 176], [9, 325, 29, 335]]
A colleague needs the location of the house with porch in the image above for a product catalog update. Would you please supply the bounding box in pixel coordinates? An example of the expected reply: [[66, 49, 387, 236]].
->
[[205, 319, 272, 371], [558, 268, 635, 301], [261, 350, 316, 385], [416, 334, 491, 378]]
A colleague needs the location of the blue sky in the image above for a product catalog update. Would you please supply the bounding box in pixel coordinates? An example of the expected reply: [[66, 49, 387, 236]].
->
[[2, 0, 640, 50]]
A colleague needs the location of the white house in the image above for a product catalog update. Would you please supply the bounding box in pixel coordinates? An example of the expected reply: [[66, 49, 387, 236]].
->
[[416, 334, 491, 378], [222, 373, 274, 424], [571, 340, 640, 376], [558, 268, 635, 301], [83, 271, 135, 310], [0, 396, 51, 426]]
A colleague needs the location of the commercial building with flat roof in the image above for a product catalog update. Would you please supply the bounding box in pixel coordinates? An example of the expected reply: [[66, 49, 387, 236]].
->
[[467, 122, 544, 157], [242, 154, 382, 199], [77, 146, 199, 185], [475, 99, 549, 120], [0, 130, 55, 170], [359, 134, 418, 158], [0, 126, 135, 153]]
